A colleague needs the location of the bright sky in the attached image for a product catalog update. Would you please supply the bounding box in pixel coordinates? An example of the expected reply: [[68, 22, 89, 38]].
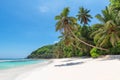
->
[[0, 0, 109, 58]]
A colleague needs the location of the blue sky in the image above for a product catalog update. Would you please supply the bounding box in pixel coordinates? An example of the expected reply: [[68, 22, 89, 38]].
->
[[0, 0, 109, 58]]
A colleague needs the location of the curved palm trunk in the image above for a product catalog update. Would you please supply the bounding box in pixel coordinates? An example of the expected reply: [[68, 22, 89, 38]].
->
[[68, 26, 108, 51]]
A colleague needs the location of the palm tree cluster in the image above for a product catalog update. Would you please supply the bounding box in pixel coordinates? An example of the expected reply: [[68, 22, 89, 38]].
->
[[54, 0, 120, 58], [27, 0, 120, 59]]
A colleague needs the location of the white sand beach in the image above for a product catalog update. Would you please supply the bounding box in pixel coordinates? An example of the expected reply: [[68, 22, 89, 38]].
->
[[15, 55, 120, 80], [0, 60, 52, 80]]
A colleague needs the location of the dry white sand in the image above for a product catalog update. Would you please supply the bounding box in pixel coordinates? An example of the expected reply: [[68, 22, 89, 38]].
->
[[15, 56, 120, 80]]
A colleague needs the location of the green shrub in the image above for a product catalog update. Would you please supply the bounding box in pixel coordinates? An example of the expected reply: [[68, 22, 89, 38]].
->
[[90, 48, 100, 58]]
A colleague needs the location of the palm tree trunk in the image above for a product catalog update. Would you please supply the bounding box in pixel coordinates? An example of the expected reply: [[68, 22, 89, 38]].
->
[[68, 26, 108, 51]]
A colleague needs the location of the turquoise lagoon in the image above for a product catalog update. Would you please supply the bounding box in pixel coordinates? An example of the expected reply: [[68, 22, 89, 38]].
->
[[0, 58, 46, 70]]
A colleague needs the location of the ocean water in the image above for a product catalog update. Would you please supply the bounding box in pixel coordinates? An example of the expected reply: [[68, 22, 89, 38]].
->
[[0, 58, 45, 70]]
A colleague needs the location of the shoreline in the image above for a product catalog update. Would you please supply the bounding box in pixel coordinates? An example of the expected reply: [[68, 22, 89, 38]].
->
[[15, 57, 120, 80], [0, 56, 120, 80], [0, 60, 52, 80]]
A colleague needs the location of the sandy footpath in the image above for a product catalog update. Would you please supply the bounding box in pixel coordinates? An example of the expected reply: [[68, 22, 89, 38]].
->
[[15, 56, 120, 80]]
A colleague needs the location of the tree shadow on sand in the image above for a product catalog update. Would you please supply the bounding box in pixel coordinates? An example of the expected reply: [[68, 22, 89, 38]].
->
[[54, 61, 84, 67]]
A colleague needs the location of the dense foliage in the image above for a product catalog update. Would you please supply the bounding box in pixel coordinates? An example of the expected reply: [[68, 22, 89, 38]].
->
[[28, 0, 120, 58], [27, 45, 56, 58]]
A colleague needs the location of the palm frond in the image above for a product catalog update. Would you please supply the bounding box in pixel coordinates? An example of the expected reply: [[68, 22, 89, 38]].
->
[[99, 35, 109, 47], [95, 14, 105, 23], [110, 32, 116, 47], [55, 15, 62, 20], [55, 21, 63, 31], [61, 7, 70, 17]]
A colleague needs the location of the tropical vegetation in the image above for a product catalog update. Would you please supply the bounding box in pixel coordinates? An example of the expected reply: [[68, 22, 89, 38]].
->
[[27, 0, 120, 58]]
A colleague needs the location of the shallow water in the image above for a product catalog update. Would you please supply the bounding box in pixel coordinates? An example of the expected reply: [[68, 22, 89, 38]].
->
[[0, 58, 45, 70]]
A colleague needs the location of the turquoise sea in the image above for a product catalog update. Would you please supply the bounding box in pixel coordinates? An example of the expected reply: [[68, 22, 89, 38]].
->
[[0, 58, 45, 70]]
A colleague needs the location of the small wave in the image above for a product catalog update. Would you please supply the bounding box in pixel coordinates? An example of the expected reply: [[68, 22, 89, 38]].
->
[[0, 60, 15, 62]]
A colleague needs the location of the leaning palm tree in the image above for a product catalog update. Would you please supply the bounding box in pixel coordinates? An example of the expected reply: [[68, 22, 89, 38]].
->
[[55, 7, 77, 34], [76, 7, 93, 26], [55, 7, 108, 51], [55, 7, 78, 46]]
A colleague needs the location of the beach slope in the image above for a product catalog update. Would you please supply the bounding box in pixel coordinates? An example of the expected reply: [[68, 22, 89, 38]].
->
[[16, 57, 120, 80]]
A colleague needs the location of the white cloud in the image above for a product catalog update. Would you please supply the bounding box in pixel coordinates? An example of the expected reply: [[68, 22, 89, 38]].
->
[[39, 6, 49, 13], [38, 0, 66, 14]]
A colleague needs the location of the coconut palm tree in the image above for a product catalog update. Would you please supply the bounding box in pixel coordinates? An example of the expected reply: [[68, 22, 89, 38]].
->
[[55, 7, 78, 46], [91, 7, 120, 48], [76, 7, 94, 51], [76, 7, 93, 26], [55, 7, 77, 34]]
